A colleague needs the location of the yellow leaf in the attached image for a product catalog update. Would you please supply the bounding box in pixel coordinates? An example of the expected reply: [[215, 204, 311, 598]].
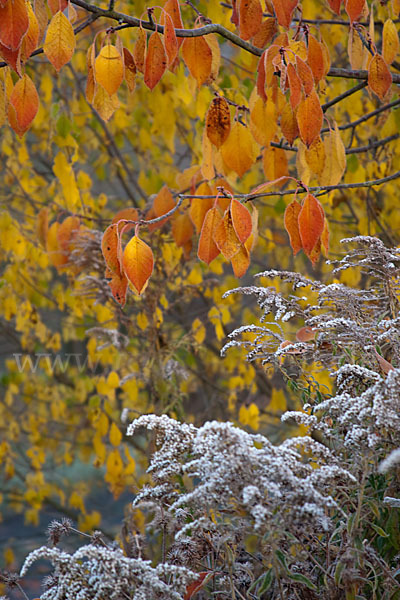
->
[[95, 44, 124, 96], [53, 151, 80, 210], [221, 121, 258, 177], [137, 312, 149, 330], [319, 123, 346, 186], [44, 11, 75, 72], [249, 94, 277, 146], [109, 422, 122, 447], [192, 317, 206, 344], [107, 371, 119, 388], [382, 19, 399, 65]]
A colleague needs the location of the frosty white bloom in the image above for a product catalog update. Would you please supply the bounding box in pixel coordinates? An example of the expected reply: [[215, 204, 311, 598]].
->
[[378, 448, 400, 473]]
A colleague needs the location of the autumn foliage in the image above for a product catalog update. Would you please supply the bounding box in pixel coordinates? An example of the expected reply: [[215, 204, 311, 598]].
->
[[1, 0, 400, 596]]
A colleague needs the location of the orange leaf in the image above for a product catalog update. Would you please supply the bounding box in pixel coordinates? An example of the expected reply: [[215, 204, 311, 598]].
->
[[205, 96, 231, 148], [382, 19, 399, 65], [309, 236, 322, 266], [368, 53, 392, 101], [287, 63, 302, 109], [163, 12, 178, 66], [9, 73, 39, 134], [95, 44, 124, 96], [345, 0, 365, 22], [197, 207, 221, 264], [162, 0, 183, 48], [46, 222, 68, 268], [256, 50, 267, 100], [184, 572, 213, 600], [0, 0, 28, 51], [296, 326, 316, 341], [47, 0, 67, 15], [252, 17, 278, 49], [112, 208, 139, 234], [86, 43, 95, 103], [57, 216, 80, 253], [34, 0, 49, 44], [108, 270, 128, 307], [280, 102, 299, 146], [122, 235, 154, 295], [298, 193, 325, 256], [172, 213, 194, 247], [271, 0, 298, 28], [102, 224, 122, 275], [295, 56, 314, 95], [44, 10, 76, 72], [144, 31, 167, 90], [239, 0, 263, 41], [181, 35, 212, 86], [296, 89, 323, 147], [284, 199, 302, 255], [123, 47, 136, 93], [321, 218, 330, 255], [21, 1, 39, 63], [307, 35, 325, 83], [213, 209, 242, 260], [327, 0, 342, 14], [263, 145, 288, 182], [153, 185, 175, 226], [133, 28, 146, 74], [231, 243, 250, 278], [189, 183, 214, 234], [230, 198, 252, 244], [220, 121, 258, 177], [0, 43, 21, 75]]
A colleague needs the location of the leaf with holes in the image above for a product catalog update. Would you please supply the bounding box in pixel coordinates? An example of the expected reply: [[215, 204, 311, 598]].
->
[[206, 96, 231, 148]]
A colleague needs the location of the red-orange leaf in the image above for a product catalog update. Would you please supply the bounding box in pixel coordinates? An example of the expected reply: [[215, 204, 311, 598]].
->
[[271, 0, 298, 28], [297, 89, 323, 147], [327, 0, 342, 15], [205, 96, 231, 148], [152, 185, 175, 228], [239, 0, 263, 41], [280, 102, 299, 146], [307, 35, 325, 83], [144, 31, 167, 90], [345, 0, 365, 22], [252, 17, 278, 49], [296, 326, 316, 341], [287, 63, 302, 109], [184, 573, 214, 600], [284, 199, 302, 255], [108, 271, 128, 307], [298, 194, 325, 256], [368, 53, 392, 101], [230, 198, 252, 244], [102, 224, 122, 275], [163, 0, 184, 48], [21, 2, 39, 63], [47, 0, 68, 15], [295, 56, 314, 95], [181, 35, 212, 86], [163, 12, 178, 66], [9, 74, 39, 133], [0, 42, 21, 75], [197, 207, 221, 264], [122, 235, 154, 295], [0, 0, 28, 50]]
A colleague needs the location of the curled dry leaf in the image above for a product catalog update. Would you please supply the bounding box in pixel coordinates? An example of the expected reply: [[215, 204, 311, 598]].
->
[[296, 326, 316, 342], [122, 235, 154, 295]]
